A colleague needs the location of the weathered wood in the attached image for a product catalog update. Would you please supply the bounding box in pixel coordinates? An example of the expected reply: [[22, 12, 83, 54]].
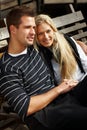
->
[[59, 23, 87, 34], [44, 0, 73, 4], [52, 11, 84, 28], [52, 11, 87, 43], [44, 0, 87, 4], [73, 31, 87, 40]]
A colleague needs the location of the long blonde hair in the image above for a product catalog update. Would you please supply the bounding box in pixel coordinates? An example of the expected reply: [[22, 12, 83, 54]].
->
[[35, 14, 77, 80]]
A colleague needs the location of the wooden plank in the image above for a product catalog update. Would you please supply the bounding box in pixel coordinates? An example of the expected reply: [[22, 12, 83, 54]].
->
[[0, 0, 18, 10], [44, 0, 73, 4], [72, 31, 87, 40], [53, 11, 84, 28], [77, 0, 87, 3], [0, 113, 20, 120], [0, 118, 16, 128], [44, 0, 87, 4], [52, 9, 87, 43], [59, 22, 87, 34]]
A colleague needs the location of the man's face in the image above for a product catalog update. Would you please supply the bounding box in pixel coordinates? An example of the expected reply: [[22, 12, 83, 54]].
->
[[14, 16, 36, 46]]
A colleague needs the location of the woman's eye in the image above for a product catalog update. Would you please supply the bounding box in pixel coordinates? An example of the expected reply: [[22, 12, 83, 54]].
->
[[47, 30, 51, 33]]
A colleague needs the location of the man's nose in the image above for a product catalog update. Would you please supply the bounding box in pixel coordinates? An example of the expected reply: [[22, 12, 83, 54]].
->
[[30, 28, 35, 35]]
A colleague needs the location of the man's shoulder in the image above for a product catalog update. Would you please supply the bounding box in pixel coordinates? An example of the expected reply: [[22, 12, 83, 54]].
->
[[0, 52, 11, 72], [0, 52, 23, 73]]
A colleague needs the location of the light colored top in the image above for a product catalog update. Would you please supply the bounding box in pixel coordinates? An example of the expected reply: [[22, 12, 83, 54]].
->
[[51, 37, 87, 83], [71, 37, 87, 81]]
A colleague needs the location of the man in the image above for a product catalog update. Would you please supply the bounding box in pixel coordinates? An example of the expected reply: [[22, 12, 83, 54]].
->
[[0, 6, 87, 130]]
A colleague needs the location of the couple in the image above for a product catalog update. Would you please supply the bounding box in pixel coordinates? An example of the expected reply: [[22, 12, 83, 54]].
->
[[0, 6, 87, 130]]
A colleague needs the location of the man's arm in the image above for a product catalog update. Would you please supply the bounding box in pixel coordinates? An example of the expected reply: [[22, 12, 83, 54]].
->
[[0, 67, 78, 119], [76, 40, 87, 55], [27, 79, 78, 116]]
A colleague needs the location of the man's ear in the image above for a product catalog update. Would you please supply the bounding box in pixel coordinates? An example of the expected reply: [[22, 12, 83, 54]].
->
[[10, 25, 16, 34]]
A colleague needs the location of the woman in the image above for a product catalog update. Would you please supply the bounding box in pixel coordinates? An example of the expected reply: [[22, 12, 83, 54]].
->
[[34, 14, 87, 85], [32, 14, 87, 129]]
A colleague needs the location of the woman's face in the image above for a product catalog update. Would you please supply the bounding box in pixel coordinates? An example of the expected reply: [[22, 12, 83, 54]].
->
[[36, 22, 54, 47]]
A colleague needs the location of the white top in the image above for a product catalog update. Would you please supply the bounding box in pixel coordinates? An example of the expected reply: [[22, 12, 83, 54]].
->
[[51, 37, 87, 83], [71, 37, 87, 81]]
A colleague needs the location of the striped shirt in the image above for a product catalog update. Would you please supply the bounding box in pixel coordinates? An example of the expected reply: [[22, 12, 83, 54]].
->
[[0, 46, 54, 121]]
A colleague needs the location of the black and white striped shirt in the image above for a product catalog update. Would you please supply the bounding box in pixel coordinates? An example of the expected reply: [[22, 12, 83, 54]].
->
[[0, 46, 54, 121]]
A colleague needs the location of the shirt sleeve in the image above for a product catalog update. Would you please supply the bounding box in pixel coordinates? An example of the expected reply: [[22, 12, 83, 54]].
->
[[0, 70, 30, 122]]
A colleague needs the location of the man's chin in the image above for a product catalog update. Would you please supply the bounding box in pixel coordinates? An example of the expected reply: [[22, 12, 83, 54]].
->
[[28, 42, 33, 46]]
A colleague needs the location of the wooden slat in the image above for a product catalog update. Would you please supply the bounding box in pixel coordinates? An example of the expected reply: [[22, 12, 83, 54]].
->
[[77, 0, 87, 3], [59, 22, 87, 34], [44, 0, 73, 4], [53, 11, 84, 28], [72, 31, 87, 40], [44, 0, 87, 4], [0, 113, 20, 121], [52, 10, 87, 43], [0, 118, 16, 128]]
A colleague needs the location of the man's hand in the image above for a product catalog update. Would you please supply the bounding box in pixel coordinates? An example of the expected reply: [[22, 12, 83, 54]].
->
[[76, 40, 87, 55]]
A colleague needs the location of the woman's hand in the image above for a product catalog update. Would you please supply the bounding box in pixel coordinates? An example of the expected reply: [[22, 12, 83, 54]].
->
[[56, 79, 78, 95]]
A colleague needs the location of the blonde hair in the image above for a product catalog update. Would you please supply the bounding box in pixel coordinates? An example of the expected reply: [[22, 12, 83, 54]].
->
[[35, 14, 77, 80]]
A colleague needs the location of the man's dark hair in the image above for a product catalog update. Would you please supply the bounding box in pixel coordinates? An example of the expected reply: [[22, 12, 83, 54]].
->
[[6, 5, 36, 33]]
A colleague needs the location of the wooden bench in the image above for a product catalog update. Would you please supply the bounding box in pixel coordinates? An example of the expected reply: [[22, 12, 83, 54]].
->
[[0, 4, 87, 130], [52, 9, 87, 44]]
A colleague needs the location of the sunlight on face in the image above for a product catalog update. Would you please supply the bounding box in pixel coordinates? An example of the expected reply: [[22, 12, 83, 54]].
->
[[36, 22, 54, 47], [15, 16, 36, 46]]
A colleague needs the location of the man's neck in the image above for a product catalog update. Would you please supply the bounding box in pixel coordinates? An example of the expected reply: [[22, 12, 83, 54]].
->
[[8, 41, 27, 54], [9, 48, 27, 57]]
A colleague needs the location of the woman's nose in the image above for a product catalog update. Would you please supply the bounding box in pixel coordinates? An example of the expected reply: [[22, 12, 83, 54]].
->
[[44, 33, 48, 38]]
